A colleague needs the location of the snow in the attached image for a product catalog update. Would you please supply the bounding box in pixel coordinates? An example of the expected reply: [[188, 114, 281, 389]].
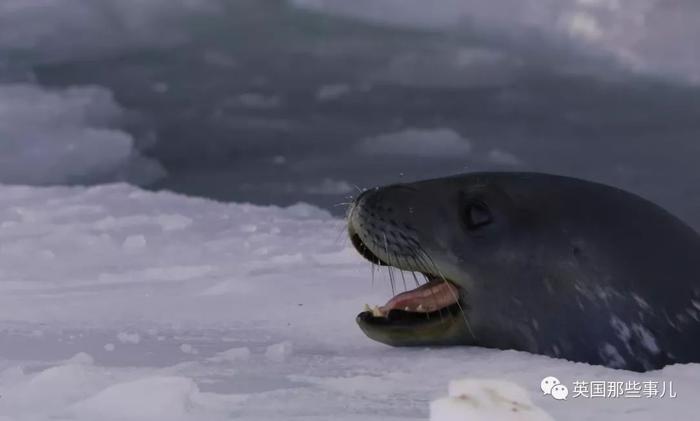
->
[[265, 341, 293, 363], [430, 379, 554, 421], [0, 183, 697, 420]]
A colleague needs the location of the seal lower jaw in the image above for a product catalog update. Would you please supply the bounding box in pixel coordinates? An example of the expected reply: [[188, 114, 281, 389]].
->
[[356, 300, 472, 347]]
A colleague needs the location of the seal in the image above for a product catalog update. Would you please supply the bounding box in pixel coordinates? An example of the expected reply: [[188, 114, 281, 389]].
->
[[347, 172, 700, 371]]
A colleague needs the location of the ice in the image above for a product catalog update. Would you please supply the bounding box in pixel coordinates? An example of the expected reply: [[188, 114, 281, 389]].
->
[[117, 332, 141, 345], [265, 341, 293, 363], [155, 214, 193, 232], [180, 344, 199, 355], [0, 83, 164, 186], [72, 376, 201, 419], [209, 347, 251, 363], [0, 183, 698, 420], [431, 379, 554, 421]]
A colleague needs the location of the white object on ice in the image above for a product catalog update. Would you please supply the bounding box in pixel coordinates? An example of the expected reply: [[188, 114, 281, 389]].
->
[[117, 332, 141, 344], [72, 376, 200, 419], [209, 347, 251, 363], [430, 378, 555, 421], [265, 341, 293, 363], [180, 343, 199, 355]]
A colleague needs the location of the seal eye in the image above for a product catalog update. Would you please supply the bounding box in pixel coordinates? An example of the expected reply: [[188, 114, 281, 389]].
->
[[466, 201, 492, 229]]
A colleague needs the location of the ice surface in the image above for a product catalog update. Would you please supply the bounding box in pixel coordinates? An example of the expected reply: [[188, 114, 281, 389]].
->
[[430, 379, 554, 421], [0, 183, 697, 420], [0, 84, 164, 186]]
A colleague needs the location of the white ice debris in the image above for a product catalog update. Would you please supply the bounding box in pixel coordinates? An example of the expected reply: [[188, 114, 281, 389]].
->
[[180, 343, 199, 355], [265, 341, 293, 363], [122, 235, 147, 250], [72, 376, 201, 419], [117, 332, 141, 344], [65, 353, 95, 366], [431, 379, 554, 421], [208, 347, 251, 363]]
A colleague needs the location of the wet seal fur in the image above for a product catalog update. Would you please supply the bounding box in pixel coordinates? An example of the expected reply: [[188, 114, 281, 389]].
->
[[347, 172, 700, 372]]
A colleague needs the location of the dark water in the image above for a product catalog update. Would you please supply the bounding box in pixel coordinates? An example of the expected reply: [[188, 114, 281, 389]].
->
[[14, 1, 700, 225]]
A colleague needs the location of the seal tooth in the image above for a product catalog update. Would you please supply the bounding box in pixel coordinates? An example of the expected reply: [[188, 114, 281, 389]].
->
[[417, 304, 425, 312], [404, 306, 411, 311], [371, 305, 384, 318], [363, 304, 371, 312]]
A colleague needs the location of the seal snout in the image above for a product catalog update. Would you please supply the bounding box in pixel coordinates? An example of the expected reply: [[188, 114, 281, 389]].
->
[[347, 184, 471, 347], [348, 185, 424, 272]]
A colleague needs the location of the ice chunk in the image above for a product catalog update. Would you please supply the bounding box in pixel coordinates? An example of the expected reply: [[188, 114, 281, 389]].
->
[[265, 341, 293, 363], [122, 235, 147, 250], [180, 343, 199, 355], [117, 332, 141, 344], [431, 378, 555, 421], [73, 376, 200, 419], [209, 347, 251, 363]]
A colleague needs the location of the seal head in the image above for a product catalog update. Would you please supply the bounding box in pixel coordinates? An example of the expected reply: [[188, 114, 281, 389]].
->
[[348, 172, 700, 371]]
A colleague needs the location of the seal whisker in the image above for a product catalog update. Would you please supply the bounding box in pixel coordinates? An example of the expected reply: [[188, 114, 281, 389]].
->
[[410, 269, 422, 288], [418, 246, 476, 340], [387, 265, 396, 297], [382, 233, 397, 296], [394, 252, 408, 292]]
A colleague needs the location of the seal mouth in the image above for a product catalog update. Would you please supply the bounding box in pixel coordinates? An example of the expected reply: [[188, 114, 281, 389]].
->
[[350, 233, 463, 327], [358, 275, 461, 323]]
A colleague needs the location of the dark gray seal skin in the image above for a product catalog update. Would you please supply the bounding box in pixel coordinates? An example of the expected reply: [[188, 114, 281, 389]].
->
[[347, 172, 700, 372]]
